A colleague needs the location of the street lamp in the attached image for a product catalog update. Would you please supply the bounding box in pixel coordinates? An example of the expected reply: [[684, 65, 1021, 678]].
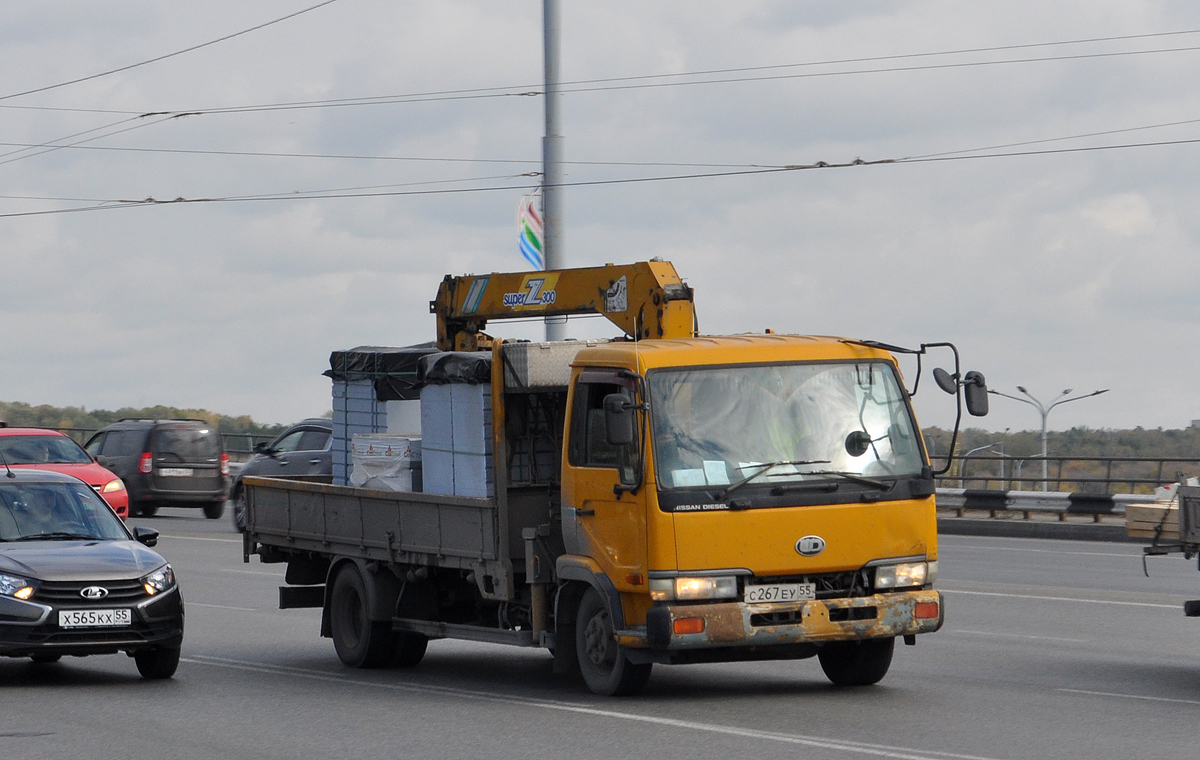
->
[[958, 442, 1002, 488], [988, 386, 1109, 491]]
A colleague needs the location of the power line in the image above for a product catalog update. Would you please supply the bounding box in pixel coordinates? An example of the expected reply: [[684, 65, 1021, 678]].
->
[[0, 140, 780, 170], [6, 132, 1200, 219], [5, 27, 1200, 117], [0, 0, 341, 103]]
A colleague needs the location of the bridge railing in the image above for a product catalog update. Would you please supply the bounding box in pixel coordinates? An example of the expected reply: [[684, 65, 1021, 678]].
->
[[932, 454, 1200, 495]]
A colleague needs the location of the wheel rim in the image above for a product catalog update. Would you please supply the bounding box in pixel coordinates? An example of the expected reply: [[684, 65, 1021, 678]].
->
[[583, 607, 616, 674]]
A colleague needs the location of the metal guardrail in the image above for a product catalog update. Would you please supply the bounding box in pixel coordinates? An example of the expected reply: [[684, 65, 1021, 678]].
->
[[936, 487, 1157, 522], [934, 454, 1200, 494]]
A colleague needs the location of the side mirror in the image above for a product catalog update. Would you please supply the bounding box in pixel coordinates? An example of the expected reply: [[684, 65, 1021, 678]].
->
[[133, 526, 159, 547], [844, 430, 871, 457], [603, 392, 636, 446], [254, 441, 275, 458], [95, 455, 110, 467], [963, 371, 989, 417], [932, 367, 957, 395]]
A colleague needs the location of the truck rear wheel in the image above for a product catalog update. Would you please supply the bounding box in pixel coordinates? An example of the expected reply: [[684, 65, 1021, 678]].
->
[[818, 637, 894, 686], [390, 632, 428, 667], [575, 587, 652, 696], [330, 565, 394, 668]]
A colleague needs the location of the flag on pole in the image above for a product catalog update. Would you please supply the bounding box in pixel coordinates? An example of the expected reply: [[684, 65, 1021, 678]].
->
[[516, 191, 545, 270]]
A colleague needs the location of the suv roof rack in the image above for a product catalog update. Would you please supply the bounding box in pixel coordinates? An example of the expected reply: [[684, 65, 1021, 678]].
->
[[116, 418, 211, 424]]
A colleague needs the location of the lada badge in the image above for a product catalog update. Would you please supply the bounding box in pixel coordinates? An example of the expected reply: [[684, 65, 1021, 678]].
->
[[796, 536, 826, 556], [80, 586, 109, 599]]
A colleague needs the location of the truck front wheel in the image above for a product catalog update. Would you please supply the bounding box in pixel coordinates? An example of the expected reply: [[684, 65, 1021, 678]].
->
[[818, 637, 895, 686], [330, 565, 394, 668], [575, 587, 652, 696]]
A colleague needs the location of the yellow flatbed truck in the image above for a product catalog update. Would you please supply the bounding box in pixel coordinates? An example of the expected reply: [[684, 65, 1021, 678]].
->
[[243, 261, 988, 695]]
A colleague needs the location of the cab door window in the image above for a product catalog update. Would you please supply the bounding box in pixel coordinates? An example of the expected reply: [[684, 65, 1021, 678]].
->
[[569, 377, 639, 484]]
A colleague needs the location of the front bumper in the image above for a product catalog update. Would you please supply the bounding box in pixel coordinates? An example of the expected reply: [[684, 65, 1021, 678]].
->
[[639, 589, 941, 651], [0, 587, 184, 657]]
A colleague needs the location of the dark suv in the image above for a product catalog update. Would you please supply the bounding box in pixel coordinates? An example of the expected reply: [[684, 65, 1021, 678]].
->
[[85, 420, 229, 519], [229, 418, 332, 532]]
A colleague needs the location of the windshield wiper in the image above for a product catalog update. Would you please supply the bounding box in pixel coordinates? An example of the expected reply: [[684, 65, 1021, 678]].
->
[[715, 460, 831, 501], [800, 470, 892, 490], [15, 532, 102, 541]]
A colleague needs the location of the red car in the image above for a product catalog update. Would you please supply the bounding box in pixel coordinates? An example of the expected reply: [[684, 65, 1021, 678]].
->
[[0, 427, 129, 519]]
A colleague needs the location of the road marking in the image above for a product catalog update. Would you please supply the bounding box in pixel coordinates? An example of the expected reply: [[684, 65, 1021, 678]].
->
[[941, 589, 1178, 609], [951, 630, 1087, 643], [182, 654, 1009, 760], [220, 569, 284, 577], [1057, 688, 1200, 706], [187, 602, 257, 611], [158, 535, 242, 544], [943, 544, 1133, 559]]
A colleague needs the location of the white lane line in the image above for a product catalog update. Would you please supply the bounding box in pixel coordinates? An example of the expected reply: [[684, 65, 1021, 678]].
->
[[187, 602, 257, 611], [941, 589, 1178, 609], [942, 544, 1133, 558], [182, 654, 1008, 760], [1057, 688, 1200, 707], [219, 569, 284, 577], [158, 535, 241, 544], [951, 630, 1087, 643]]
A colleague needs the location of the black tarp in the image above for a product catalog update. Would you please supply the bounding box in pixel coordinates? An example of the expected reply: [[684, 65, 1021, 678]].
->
[[324, 343, 439, 401], [418, 351, 493, 385]]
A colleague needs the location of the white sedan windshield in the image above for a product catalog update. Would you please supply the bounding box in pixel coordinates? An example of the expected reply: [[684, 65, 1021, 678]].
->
[[649, 362, 924, 490]]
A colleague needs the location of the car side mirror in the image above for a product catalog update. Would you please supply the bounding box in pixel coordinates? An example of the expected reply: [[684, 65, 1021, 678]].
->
[[603, 392, 636, 447], [963, 371, 989, 417], [95, 455, 110, 467], [133, 526, 159, 547], [254, 442, 276, 458]]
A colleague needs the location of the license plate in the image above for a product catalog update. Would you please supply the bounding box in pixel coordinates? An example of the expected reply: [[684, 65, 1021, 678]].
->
[[59, 609, 132, 628], [159, 468, 193, 477], [744, 583, 816, 603]]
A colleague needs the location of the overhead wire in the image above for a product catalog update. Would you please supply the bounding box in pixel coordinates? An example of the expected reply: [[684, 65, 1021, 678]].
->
[[7, 132, 1200, 219], [0, 0, 342, 103], [4, 27, 1200, 117]]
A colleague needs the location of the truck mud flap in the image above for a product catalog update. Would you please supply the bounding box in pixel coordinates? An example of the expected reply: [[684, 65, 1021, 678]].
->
[[279, 585, 325, 609]]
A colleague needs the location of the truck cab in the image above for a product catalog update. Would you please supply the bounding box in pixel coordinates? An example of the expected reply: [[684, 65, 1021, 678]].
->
[[557, 335, 942, 693]]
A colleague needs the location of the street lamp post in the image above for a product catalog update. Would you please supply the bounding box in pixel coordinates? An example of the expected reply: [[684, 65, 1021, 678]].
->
[[959, 442, 1001, 489], [988, 386, 1109, 491]]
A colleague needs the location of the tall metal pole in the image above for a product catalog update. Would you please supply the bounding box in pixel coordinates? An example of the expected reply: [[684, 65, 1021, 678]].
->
[[542, 0, 566, 341], [989, 387, 1109, 491]]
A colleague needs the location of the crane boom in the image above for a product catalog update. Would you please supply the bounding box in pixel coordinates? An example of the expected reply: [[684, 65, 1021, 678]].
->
[[430, 261, 696, 351]]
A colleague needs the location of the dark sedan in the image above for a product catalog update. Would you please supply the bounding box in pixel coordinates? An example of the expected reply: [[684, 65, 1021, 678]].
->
[[0, 469, 183, 678]]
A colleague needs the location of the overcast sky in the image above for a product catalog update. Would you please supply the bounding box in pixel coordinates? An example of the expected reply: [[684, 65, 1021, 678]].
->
[[2, 1, 1199, 433]]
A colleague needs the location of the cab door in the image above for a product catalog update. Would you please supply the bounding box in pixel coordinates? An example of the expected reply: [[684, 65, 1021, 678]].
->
[[561, 370, 646, 590]]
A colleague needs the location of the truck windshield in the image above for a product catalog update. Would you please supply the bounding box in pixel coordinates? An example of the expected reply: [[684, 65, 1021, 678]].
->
[[649, 361, 923, 491]]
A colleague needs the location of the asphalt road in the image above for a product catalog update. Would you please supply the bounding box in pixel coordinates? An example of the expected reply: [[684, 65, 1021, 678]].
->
[[5, 508, 1200, 760]]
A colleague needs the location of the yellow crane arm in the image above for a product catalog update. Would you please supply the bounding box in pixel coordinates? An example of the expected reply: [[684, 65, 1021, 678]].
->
[[430, 261, 696, 351]]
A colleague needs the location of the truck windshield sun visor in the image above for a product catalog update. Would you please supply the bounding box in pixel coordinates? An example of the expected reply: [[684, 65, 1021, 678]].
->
[[648, 360, 926, 508]]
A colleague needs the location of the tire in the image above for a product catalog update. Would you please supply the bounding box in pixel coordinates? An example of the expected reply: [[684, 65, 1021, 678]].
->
[[818, 637, 895, 686], [330, 565, 394, 669], [30, 653, 61, 664], [202, 501, 224, 520], [135, 647, 180, 679], [230, 489, 246, 533], [139, 503, 159, 518], [389, 632, 428, 667], [575, 587, 652, 696]]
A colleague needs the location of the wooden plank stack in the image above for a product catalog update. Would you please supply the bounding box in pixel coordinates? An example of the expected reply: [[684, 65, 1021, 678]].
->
[[1126, 501, 1178, 540]]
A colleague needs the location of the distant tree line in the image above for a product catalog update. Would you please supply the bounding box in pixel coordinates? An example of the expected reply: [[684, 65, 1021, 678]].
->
[[0, 401, 294, 445]]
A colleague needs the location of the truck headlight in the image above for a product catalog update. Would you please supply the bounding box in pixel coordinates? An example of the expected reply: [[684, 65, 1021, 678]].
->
[[141, 565, 176, 596], [874, 561, 929, 590], [649, 576, 738, 601], [0, 572, 36, 600]]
